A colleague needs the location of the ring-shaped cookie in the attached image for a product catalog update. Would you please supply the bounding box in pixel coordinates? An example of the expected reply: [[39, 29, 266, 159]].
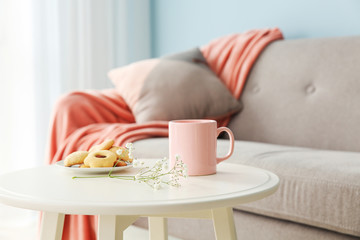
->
[[84, 150, 117, 168], [64, 151, 89, 167], [89, 139, 114, 152]]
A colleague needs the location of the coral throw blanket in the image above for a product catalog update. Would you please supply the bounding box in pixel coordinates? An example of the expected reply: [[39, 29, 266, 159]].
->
[[47, 28, 283, 240]]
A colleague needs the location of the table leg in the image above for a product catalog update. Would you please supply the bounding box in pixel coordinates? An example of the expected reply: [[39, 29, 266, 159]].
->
[[148, 217, 168, 240], [98, 215, 139, 240], [40, 212, 65, 240], [211, 207, 237, 240]]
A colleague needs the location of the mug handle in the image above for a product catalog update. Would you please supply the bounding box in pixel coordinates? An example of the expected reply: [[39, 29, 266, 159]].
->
[[216, 127, 235, 164]]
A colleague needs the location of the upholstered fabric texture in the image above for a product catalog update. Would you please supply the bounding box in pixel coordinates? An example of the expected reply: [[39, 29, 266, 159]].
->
[[133, 138, 360, 237], [224, 141, 360, 237], [228, 36, 360, 152], [109, 48, 242, 123]]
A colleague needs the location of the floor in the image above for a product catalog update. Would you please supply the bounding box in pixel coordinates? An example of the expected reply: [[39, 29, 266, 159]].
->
[[0, 204, 182, 240]]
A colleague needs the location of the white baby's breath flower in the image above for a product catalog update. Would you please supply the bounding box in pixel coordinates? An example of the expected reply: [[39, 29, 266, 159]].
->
[[133, 159, 145, 167], [133, 160, 140, 168], [162, 161, 169, 170], [116, 149, 123, 156], [183, 169, 188, 178], [126, 142, 133, 149], [156, 159, 163, 166], [170, 181, 180, 187]]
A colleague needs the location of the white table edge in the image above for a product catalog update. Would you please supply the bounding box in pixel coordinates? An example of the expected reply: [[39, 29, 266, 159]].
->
[[0, 166, 279, 216]]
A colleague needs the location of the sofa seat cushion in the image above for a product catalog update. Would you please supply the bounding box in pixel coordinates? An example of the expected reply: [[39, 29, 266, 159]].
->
[[133, 138, 360, 237]]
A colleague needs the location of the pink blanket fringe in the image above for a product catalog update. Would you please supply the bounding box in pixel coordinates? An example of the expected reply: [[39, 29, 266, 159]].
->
[[47, 28, 283, 240]]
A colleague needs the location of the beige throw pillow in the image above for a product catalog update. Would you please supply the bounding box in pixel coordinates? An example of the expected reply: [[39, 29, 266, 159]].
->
[[108, 48, 242, 123]]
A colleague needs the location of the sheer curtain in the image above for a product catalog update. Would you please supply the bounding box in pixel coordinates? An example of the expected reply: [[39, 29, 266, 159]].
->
[[0, 0, 150, 238], [0, 2, 38, 238]]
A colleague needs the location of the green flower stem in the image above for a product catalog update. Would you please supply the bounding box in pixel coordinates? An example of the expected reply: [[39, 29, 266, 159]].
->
[[72, 175, 108, 179], [109, 176, 136, 181], [72, 156, 187, 190]]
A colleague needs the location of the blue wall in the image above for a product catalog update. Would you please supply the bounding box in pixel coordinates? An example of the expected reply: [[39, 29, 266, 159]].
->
[[150, 0, 360, 57]]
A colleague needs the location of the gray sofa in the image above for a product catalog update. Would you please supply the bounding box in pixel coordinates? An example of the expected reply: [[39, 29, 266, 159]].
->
[[132, 36, 360, 239]]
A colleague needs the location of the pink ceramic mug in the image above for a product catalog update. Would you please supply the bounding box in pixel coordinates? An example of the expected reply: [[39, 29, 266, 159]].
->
[[169, 119, 235, 176]]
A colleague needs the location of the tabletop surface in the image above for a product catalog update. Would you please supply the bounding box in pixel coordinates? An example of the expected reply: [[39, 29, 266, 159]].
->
[[0, 159, 279, 215]]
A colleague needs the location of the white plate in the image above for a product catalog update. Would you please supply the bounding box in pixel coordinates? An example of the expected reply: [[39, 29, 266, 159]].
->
[[54, 160, 132, 174]]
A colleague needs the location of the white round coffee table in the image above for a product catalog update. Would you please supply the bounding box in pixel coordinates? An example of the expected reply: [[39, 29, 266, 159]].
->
[[0, 159, 279, 240]]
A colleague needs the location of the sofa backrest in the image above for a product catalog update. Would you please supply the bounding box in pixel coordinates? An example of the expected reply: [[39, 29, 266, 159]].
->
[[228, 36, 360, 152]]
